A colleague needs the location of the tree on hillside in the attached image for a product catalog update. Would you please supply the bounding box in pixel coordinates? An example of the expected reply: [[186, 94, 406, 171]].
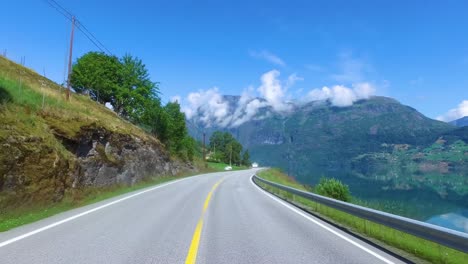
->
[[71, 51, 196, 162], [117, 54, 160, 121], [71, 52, 160, 123], [164, 102, 188, 153], [70, 52, 121, 104], [181, 136, 196, 162], [209, 131, 244, 165], [139, 99, 168, 140]]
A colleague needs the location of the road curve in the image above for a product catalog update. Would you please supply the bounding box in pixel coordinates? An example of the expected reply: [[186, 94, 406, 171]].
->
[[0, 169, 406, 264]]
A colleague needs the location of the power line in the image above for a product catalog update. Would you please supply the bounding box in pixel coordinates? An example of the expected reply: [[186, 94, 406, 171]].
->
[[43, 0, 112, 55], [77, 20, 112, 55], [46, 0, 73, 18], [43, 0, 73, 23]]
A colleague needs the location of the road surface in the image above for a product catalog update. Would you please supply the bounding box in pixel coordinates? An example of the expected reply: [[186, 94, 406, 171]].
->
[[0, 169, 406, 263]]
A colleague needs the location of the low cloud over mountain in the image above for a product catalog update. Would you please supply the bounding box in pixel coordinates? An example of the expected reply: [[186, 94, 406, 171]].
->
[[177, 70, 377, 128], [437, 100, 468, 122]]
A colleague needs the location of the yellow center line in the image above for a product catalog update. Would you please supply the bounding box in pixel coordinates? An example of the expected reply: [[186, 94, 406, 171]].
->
[[185, 219, 203, 264], [185, 178, 224, 264]]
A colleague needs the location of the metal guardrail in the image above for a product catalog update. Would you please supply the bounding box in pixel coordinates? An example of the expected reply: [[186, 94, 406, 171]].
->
[[253, 175, 468, 253]]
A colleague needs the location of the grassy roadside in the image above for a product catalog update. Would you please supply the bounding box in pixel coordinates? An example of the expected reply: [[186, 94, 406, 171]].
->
[[256, 169, 466, 264], [206, 161, 248, 171], [0, 162, 223, 232]]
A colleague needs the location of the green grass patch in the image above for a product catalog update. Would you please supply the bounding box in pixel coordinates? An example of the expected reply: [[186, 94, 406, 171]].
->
[[255, 168, 467, 264], [257, 168, 309, 191]]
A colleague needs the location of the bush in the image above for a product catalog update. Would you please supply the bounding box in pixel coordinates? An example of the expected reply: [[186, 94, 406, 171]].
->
[[315, 178, 351, 202]]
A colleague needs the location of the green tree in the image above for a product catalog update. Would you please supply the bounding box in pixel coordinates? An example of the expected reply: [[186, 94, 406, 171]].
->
[[209, 131, 228, 155], [71, 51, 196, 163], [209, 131, 244, 165], [71, 52, 160, 123], [315, 178, 351, 202], [181, 136, 196, 161], [70, 52, 121, 104], [242, 150, 251, 166], [164, 101, 187, 154], [139, 100, 168, 141], [117, 54, 160, 121]]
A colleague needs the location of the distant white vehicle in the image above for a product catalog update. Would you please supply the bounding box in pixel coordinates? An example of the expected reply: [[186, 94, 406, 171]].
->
[[224, 166, 232, 171], [252, 162, 258, 168]]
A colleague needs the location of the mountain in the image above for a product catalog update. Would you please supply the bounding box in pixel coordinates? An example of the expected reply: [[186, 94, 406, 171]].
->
[[188, 95, 468, 215], [450, 116, 468, 127], [0, 56, 189, 209]]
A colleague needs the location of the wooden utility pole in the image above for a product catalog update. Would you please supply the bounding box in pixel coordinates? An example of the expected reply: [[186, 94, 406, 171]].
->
[[66, 16, 76, 101]]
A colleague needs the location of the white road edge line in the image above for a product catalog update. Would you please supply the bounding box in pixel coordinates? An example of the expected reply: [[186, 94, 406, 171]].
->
[[0, 177, 192, 248], [250, 175, 395, 264]]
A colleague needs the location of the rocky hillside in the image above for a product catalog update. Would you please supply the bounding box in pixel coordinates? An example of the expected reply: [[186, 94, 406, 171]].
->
[[188, 95, 467, 207], [0, 56, 190, 209]]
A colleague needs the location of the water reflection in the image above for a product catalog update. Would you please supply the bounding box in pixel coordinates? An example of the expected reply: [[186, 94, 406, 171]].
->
[[426, 209, 468, 233]]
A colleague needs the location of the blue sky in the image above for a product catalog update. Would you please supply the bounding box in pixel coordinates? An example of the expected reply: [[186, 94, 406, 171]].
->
[[2, 0, 468, 120]]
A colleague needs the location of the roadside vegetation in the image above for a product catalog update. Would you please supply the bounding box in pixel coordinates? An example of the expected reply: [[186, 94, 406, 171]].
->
[[206, 162, 248, 171], [0, 158, 228, 232], [315, 178, 351, 202], [207, 131, 251, 167], [256, 168, 466, 264], [70, 52, 195, 161]]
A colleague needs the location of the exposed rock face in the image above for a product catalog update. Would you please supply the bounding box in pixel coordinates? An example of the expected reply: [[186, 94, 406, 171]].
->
[[64, 125, 178, 188], [0, 124, 192, 207]]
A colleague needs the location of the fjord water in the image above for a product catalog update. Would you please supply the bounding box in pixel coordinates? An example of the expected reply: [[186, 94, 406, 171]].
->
[[296, 173, 468, 233], [350, 177, 468, 233], [426, 209, 468, 233]]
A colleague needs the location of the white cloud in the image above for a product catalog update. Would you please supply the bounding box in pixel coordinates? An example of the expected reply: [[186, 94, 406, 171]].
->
[[180, 67, 378, 128], [249, 50, 286, 66], [180, 70, 297, 127], [305, 82, 376, 107], [257, 70, 291, 112], [183, 87, 230, 127], [231, 98, 268, 127], [353, 82, 376, 99], [436, 100, 468, 122], [181, 86, 269, 128]]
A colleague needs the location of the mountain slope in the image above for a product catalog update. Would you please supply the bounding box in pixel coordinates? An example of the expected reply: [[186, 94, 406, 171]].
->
[[0, 56, 187, 209], [187, 95, 467, 213], [450, 116, 468, 127]]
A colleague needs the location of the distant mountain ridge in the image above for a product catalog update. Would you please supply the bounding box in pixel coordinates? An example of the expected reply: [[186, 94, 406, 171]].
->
[[187, 95, 468, 213], [450, 116, 468, 127]]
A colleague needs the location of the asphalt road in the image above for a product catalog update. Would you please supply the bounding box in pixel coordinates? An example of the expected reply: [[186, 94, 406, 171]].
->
[[0, 169, 406, 264]]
